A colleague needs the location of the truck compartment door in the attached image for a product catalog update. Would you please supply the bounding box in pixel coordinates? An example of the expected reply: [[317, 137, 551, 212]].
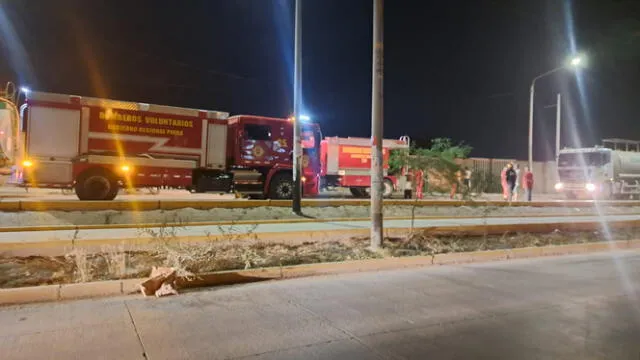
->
[[28, 106, 80, 159], [28, 160, 74, 185], [27, 106, 80, 184], [206, 123, 227, 169]]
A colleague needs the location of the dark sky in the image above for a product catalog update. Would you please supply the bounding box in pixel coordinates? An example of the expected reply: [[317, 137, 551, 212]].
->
[[1, 0, 640, 160]]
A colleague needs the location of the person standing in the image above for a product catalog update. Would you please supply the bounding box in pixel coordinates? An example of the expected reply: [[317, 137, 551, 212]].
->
[[523, 166, 534, 202], [415, 169, 425, 200], [450, 169, 462, 199], [505, 163, 517, 202], [500, 165, 509, 200], [512, 164, 521, 201], [463, 167, 472, 194], [404, 173, 413, 199]]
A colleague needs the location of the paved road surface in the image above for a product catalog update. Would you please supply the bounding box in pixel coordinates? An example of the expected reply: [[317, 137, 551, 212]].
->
[[4, 213, 640, 244], [1, 251, 639, 359], [0, 186, 564, 202]]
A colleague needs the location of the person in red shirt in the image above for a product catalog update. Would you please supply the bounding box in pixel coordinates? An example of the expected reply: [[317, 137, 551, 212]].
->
[[500, 165, 508, 200], [523, 166, 534, 202]]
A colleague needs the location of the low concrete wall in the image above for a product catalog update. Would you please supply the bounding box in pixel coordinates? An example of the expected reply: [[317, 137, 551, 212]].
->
[[458, 158, 557, 194]]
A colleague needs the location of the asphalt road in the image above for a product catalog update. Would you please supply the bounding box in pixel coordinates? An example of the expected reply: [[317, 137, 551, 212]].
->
[[1, 251, 639, 359], [4, 213, 640, 245]]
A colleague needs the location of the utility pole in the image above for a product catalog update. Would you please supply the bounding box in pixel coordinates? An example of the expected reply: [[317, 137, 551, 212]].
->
[[292, 0, 303, 215], [370, 0, 384, 249], [527, 82, 535, 171], [555, 93, 562, 161]]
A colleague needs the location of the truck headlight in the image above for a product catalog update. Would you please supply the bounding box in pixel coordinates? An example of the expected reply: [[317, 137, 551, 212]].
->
[[585, 183, 596, 192], [554, 182, 564, 190]]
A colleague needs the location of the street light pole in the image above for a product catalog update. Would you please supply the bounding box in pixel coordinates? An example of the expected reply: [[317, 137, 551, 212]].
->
[[292, 0, 302, 215], [556, 93, 562, 160], [527, 64, 573, 171], [370, 0, 384, 249], [528, 82, 535, 171]]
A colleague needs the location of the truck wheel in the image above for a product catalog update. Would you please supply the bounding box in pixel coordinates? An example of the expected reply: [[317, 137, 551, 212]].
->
[[75, 169, 118, 201], [350, 187, 367, 198], [269, 173, 294, 199], [383, 179, 394, 198]]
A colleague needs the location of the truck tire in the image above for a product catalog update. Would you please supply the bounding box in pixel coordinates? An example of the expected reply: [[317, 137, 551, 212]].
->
[[75, 169, 119, 201], [383, 179, 394, 198], [350, 187, 367, 198], [268, 173, 294, 199]]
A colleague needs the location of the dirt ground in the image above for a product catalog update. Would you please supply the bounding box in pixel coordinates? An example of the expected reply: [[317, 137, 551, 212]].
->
[[0, 205, 638, 227], [2, 227, 638, 289]]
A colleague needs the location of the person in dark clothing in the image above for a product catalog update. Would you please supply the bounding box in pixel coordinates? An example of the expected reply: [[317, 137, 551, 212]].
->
[[505, 163, 517, 201], [404, 173, 413, 199]]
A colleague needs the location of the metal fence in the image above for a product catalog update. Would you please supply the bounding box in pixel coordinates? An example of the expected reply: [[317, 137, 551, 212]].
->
[[457, 158, 556, 194], [458, 158, 515, 193]]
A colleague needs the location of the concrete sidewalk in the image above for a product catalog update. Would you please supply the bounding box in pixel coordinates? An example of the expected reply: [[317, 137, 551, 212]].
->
[[3, 213, 640, 246], [1, 251, 639, 359]]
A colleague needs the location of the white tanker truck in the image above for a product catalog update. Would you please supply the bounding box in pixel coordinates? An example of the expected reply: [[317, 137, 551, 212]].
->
[[555, 139, 640, 200]]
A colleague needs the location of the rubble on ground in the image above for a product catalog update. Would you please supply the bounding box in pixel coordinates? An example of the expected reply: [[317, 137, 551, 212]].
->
[[140, 266, 178, 297]]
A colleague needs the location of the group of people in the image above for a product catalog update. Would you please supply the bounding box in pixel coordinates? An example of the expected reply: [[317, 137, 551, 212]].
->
[[501, 163, 534, 202], [404, 163, 534, 201]]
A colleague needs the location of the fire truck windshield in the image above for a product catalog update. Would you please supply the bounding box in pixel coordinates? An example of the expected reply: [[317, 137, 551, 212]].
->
[[301, 131, 315, 149], [558, 152, 610, 167], [301, 123, 321, 150]]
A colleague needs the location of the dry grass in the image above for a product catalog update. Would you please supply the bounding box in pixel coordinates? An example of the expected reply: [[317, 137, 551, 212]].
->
[[64, 248, 92, 283], [100, 245, 127, 278], [1, 227, 639, 289]]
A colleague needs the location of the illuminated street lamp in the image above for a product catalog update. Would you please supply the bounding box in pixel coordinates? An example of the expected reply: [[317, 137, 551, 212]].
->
[[570, 57, 582, 67], [527, 54, 585, 170]]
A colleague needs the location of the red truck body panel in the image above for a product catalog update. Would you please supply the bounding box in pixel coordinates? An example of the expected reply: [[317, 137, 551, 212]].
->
[[320, 136, 409, 188], [86, 107, 211, 157]]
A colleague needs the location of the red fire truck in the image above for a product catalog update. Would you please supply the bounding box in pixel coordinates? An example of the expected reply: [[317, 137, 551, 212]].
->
[[10, 91, 322, 200], [320, 136, 410, 198]]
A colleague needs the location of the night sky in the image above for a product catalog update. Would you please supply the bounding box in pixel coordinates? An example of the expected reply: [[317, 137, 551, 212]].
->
[[1, 0, 639, 160]]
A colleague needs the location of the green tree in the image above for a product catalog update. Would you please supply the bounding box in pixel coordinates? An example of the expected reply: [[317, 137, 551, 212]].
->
[[389, 138, 472, 193]]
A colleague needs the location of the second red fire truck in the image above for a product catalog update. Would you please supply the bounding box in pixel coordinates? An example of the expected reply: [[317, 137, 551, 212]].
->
[[320, 136, 410, 198], [5, 91, 405, 200]]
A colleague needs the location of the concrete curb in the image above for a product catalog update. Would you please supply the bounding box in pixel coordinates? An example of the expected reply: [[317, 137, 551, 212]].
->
[[3, 198, 640, 212], [1, 239, 640, 306], [0, 212, 627, 233]]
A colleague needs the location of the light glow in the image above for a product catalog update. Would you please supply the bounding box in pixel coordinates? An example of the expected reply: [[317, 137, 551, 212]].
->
[[570, 56, 582, 67]]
